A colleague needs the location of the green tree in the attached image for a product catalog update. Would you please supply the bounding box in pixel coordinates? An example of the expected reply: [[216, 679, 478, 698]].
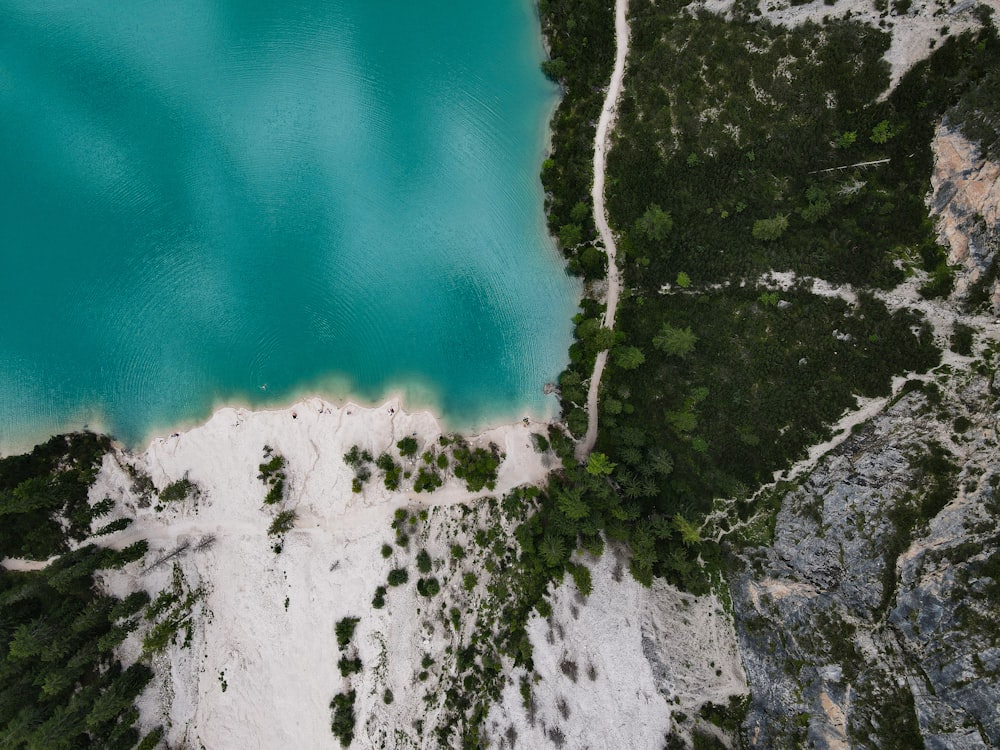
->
[[556, 486, 589, 520], [870, 119, 894, 143], [835, 130, 857, 148], [586, 452, 616, 476], [752, 215, 789, 241], [539, 534, 566, 568], [652, 323, 697, 358], [673, 514, 702, 546], [613, 345, 645, 370], [635, 204, 673, 241], [558, 223, 583, 248], [540, 57, 567, 81]]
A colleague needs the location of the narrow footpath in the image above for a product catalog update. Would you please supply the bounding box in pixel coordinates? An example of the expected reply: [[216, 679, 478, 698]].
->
[[577, 0, 630, 461]]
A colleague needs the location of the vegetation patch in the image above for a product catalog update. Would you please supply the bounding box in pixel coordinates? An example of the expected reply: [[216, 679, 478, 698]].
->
[[258, 446, 287, 505], [0, 439, 160, 750]]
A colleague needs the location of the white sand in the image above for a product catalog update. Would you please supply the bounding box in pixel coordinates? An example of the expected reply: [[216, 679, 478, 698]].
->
[[487, 548, 747, 748], [92, 396, 553, 749]]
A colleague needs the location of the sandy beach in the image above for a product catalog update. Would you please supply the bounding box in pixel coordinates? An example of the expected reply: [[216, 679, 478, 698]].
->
[[87, 396, 555, 747]]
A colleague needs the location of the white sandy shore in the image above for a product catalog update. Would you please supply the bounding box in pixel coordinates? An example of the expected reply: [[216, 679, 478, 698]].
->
[[90, 396, 555, 749]]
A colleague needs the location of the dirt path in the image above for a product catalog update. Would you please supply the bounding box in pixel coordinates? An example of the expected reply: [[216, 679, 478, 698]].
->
[[578, 0, 630, 461]]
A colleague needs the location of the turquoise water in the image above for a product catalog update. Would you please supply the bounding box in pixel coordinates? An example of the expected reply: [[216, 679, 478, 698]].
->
[[0, 0, 578, 452]]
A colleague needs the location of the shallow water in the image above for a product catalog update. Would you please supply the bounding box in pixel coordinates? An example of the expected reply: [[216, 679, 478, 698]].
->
[[0, 0, 578, 452]]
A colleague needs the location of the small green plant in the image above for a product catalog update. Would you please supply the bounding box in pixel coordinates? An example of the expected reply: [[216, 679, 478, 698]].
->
[[383, 689, 394, 705], [268, 510, 296, 536], [372, 586, 386, 609], [335, 617, 360, 649], [463, 572, 478, 591], [259, 449, 287, 505], [160, 476, 199, 503]]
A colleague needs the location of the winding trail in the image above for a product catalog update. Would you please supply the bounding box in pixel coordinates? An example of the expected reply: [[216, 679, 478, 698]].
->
[[577, 0, 630, 461]]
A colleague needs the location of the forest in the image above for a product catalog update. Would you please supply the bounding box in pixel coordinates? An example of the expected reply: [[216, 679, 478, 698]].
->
[[538, 0, 1000, 590], [0, 434, 160, 749]]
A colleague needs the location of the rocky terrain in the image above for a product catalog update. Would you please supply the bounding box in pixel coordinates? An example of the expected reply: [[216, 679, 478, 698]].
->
[[728, 128, 1000, 749]]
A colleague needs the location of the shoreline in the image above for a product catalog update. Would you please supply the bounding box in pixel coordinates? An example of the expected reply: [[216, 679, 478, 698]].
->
[[0, 385, 561, 460]]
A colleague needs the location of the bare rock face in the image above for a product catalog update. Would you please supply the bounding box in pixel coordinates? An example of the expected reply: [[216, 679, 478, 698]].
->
[[930, 125, 1000, 303], [731, 370, 1000, 749]]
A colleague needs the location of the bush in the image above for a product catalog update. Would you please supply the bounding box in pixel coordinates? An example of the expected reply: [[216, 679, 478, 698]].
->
[[451, 442, 503, 491], [397, 437, 418, 457], [417, 577, 441, 598], [372, 586, 386, 609], [267, 510, 296, 536], [387, 568, 409, 587], [413, 467, 443, 493], [335, 617, 360, 649], [381, 543, 393, 558], [159, 477, 198, 503], [330, 690, 356, 746], [338, 656, 362, 677], [416, 549, 432, 574]]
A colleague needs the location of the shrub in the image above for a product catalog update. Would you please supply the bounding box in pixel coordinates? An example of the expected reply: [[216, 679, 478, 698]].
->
[[335, 617, 360, 649], [413, 468, 443, 493], [330, 690, 356, 746], [397, 437, 418, 457], [159, 477, 198, 503], [338, 656, 362, 677], [751, 215, 789, 241], [387, 568, 409, 587], [531, 433, 550, 452], [416, 549, 432, 574], [381, 544, 393, 558], [268, 510, 296, 536], [451, 443, 502, 492], [416, 577, 440, 597], [372, 586, 386, 609], [463, 572, 478, 591]]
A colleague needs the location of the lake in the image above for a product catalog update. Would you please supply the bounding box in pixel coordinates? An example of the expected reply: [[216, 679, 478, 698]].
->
[[0, 0, 579, 452]]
